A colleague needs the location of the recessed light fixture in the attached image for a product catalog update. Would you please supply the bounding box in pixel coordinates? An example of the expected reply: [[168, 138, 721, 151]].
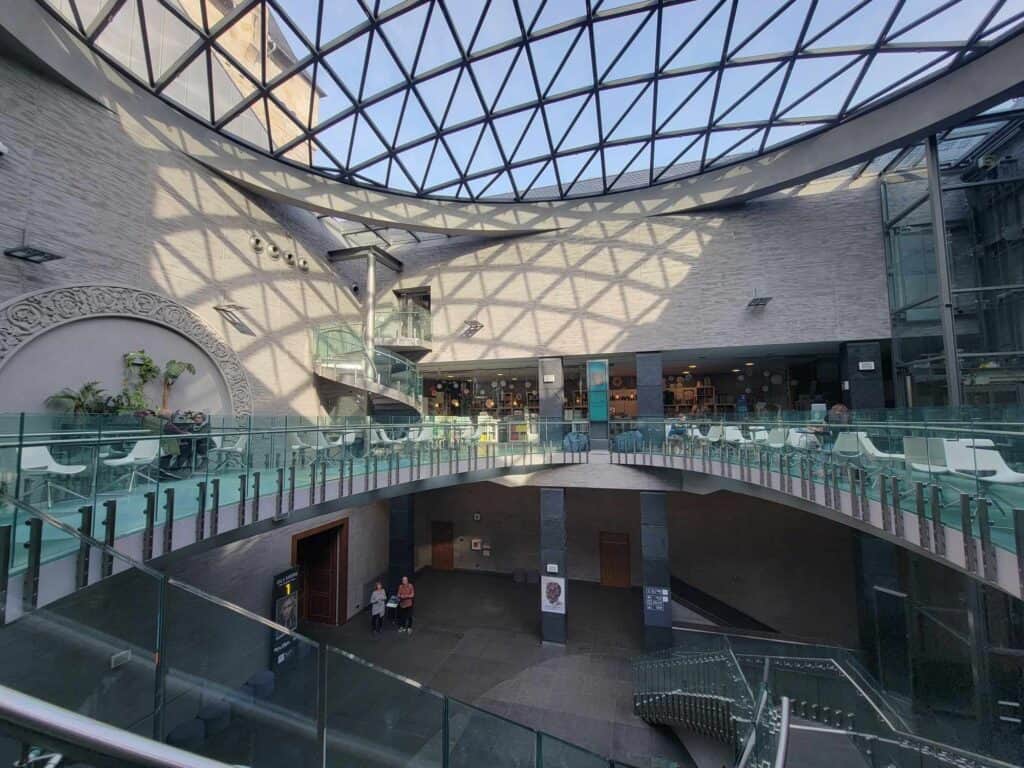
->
[[687, 364, 697, 369], [497, 373, 504, 377], [731, 368, 741, 373], [745, 362, 755, 366], [5, 246, 63, 264]]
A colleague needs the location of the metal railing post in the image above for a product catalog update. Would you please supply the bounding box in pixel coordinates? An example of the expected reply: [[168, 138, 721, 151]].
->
[[162, 488, 175, 555], [195, 482, 207, 543], [0, 524, 10, 625], [289, 464, 297, 513], [346, 458, 353, 496], [142, 491, 156, 561], [275, 468, 285, 521], [977, 497, 997, 582], [929, 484, 946, 556], [891, 476, 904, 538], [319, 460, 327, 502], [101, 499, 116, 578], [916, 482, 930, 550], [1014, 509, 1024, 596], [76, 506, 92, 590], [237, 474, 247, 528], [848, 466, 859, 519], [309, 463, 317, 506], [22, 519, 41, 612], [251, 471, 261, 522], [962, 494, 978, 574], [210, 478, 220, 536], [879, 475, 891, 533]]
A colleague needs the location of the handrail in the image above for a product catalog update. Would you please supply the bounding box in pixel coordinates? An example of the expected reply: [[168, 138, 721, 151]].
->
[[0, 683, 233, 768], [773, 697, 791, 768], [736, 686, 770, 768]]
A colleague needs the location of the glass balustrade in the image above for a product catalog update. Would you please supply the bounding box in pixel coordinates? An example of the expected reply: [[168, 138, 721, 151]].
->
[[373, 308, 432, 344], [313, 323, 424, 403], [0, 496, 635, 768]]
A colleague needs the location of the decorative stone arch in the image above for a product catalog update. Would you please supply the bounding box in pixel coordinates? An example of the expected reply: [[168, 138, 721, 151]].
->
[[0, 285, 254, 416]]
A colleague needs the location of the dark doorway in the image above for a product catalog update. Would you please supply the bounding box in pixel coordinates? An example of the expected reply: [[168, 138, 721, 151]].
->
[[432, 521, 454, 571], [293, 521, 349, 625], [874, 586, 912, 697], [599, 532, 631, 588]]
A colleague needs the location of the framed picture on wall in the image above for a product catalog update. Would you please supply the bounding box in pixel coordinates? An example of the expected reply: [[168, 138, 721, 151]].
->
[[471, 538, 482, 551]]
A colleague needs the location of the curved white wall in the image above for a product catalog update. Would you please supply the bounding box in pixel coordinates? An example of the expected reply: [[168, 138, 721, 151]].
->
[[0, 317, 231, 414]]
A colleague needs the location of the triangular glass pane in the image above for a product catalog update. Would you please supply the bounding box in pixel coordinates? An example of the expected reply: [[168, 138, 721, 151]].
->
[[593, 12, 649, 80], [778, 55, 862, 119], [141, 0, 202, 82], [808, 0, 901, 48], [561, 97, 599, 151], [604, 12, 656, 82], [416, 6, 463, 75], [222, 101, 270, 151], [94, 1, 149, 83], [314, 115, 356, 165], [495, 51, 538, 111], [445, 124, 484, 174], [268, 97, 305, 151], [705, 127, 763, 165], [469, 127, 504, 176], [41, 0, 77, 28], [365, 90, 408, 146], [318, 0, 369, 47], [480, 171, 514, 198], [524, 161, 558, 198], [511, 160, 547, 192], [729, 0, 809, 59], [512, 110, 550, 162], [379, 3, 429, 74], [549, 33, 594, 96], [273, 0, 321, 50], [210, 2, 264, 85], [266, 4, 315, 83], [848, 50, 948, 111], [443, 68, 485, 128], [656, 135, 703, 180], [396, 140, 435, 187], [362, 31, 406, 98], [606, 86, 653, 141], [467, 171, 499, 197], [72, 0, 107, 31], [493, 108, 535, 156], [350, 114, 388, 166], [357, 158, 390, 185], [606, 142, 650, 189], [565, 150, 603, 195], [472, 0, 521, 53], [323, 32, 370, 96], [448, 2, 487, 50], [888, 0, 990, 44], [431, 181, 462, 197], [424, 143, 460, 190], [660, 0, 731, 71], [530, 29, 581, 95], [533, 0, 587, 31], [472, 49, 520, 111], [310, 63, 354, 127], [387, 161, 418, 193], [545, 94, 591, 148], [655, 72, 710, 126], [714, 63, 783, 123], [764, 122, 826, 149], [657, 73, 714, 134], [396, 94, 435, 146], [980, 0, 1024, 40], [416, 69, 460, 124], [599, 83, 646, 138], [211, 48, 260, 121], [162, 51, 212, 121], [269, 63, 317, 130], [556, 150, 594, 190]]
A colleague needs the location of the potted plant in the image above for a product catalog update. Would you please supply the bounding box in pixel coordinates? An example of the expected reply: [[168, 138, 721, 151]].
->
[[161, 359, 196, 410], [45, 381, 111, 414], [120, 350, 160, 412]]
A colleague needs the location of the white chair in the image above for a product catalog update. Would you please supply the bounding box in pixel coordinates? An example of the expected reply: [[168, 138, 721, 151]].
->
[[787, 430, 820, 451], [103, 438, 161, 492], [832, 432, 862, 460], [20, 446, 88, 508], [208, 434, 247, 471], [699, 425, 723, 445], [723, 426, 753, 446], [749, 427, 769, 444], [321, 430, 357, 458], [858, 432, 904, 461], [765, 428, 788, 450], [946, 443, 1024, 486], [903, 437, 950, 475], [371, 428, 402, 455]]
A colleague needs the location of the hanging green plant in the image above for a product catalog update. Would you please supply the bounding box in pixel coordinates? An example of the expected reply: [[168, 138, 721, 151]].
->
[[161, 359, 196, 410], [119, 349, 160, 412]]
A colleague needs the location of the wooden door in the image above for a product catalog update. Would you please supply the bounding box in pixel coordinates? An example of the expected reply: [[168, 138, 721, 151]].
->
[[599, 532, 631, 588], [431, 521, 454, 571], [295, 521, 348, 624]]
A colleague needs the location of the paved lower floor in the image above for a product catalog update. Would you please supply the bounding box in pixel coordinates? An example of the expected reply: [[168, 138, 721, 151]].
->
[[300, 569, 692, 768]]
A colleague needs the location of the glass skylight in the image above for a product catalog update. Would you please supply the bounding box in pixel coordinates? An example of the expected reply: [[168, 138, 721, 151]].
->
[[37, 0, 1024, 201]]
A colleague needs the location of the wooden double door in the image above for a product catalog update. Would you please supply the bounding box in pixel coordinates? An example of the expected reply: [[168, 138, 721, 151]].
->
[[294, 521, 349, 625], [599, 531, 631, 588]]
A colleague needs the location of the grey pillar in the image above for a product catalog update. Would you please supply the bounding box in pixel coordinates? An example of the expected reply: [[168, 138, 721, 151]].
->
[[539, 488, 567, 643], [388, 496, 415, 592], [840, 341, 885, 410], [641, 492, 672, 650], [538, 357, 566, 446], [636, 352, 664, 447], [364, 251, 377, 377], [925, 134, 962, 407]]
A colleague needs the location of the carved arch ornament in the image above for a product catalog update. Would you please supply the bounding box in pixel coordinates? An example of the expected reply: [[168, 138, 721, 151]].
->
[[0, 285, 253, 416]]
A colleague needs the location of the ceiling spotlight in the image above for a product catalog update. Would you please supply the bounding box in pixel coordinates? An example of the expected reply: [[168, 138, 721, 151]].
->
[[745, 362, 755, 367], [746, 295, 772, 308], [5, 246, 63, 264], [249, 235, 265, 253], [731, 368, 741, 373], [461, 319, 484, 337], [687, 364, 697, 369], [267, 243, 281, 259]]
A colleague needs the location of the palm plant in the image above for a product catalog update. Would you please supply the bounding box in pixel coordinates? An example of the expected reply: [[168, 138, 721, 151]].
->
[[161, 360, 196, 410], [45, 381, 110, 414]]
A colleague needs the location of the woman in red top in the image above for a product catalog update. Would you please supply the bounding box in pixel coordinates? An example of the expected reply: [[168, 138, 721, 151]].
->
[[397, 576, 415, 634]]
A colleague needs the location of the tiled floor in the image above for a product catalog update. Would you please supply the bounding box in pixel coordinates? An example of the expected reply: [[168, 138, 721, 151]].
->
[[301, 569, 693, 768]]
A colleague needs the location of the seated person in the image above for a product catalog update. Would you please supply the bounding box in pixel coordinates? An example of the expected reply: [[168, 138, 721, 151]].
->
[[188, 411, 212, 467]]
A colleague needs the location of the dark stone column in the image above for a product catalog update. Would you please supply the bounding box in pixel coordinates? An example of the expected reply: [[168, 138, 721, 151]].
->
[[840, 341, 885, 410], [641, 492, 672, 650], [636, 352, 664, 447], [539, 488, 567, 643], [538, 357, 566, 446], [388, 496, 415, 592]]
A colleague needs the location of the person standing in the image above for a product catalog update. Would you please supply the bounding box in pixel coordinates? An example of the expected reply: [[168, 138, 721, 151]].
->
[[397, 576, 415, 634], [370, 581, 387, 635]]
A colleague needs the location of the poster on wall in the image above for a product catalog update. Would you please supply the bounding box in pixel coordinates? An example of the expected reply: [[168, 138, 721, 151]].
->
[[271, 567, 300, 667], [540, 576, 566, 614], [586, 359, 609, 422]]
